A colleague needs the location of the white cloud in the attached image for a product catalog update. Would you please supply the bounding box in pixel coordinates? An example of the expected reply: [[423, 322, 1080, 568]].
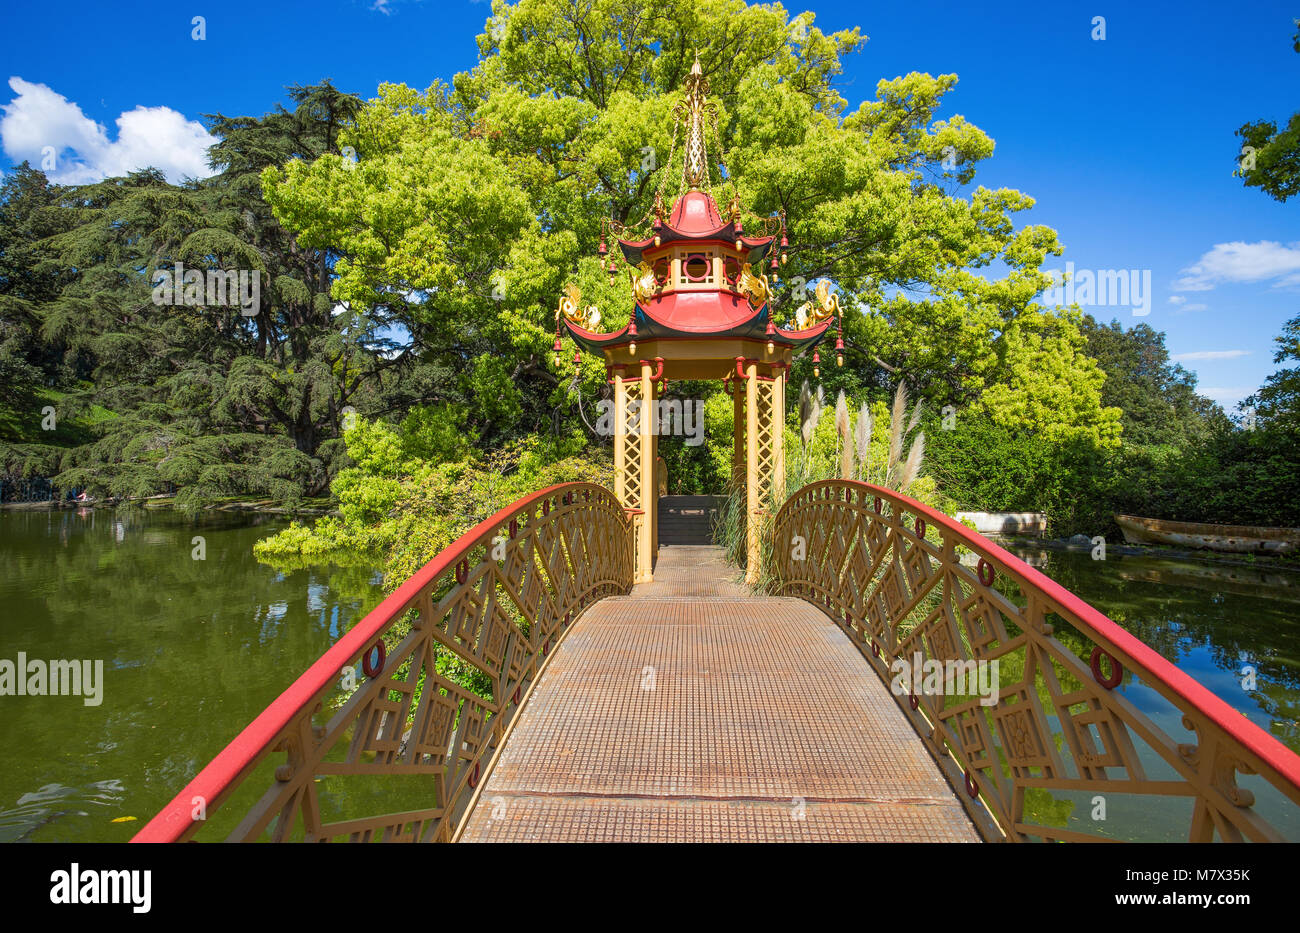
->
[[1167, 295, 1185, 305], [1199, 386, 1254, 407], [0, 76, 217, 185], [1173, 241, 1300, 292], [1171, 350, 1249, 362]]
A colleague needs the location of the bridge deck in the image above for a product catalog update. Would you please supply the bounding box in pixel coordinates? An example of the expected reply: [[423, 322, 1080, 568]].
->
[[459, 546, 979, 842]]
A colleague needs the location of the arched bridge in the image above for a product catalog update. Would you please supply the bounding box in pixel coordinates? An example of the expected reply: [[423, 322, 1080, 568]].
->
[[134, 481, 1300, 843]]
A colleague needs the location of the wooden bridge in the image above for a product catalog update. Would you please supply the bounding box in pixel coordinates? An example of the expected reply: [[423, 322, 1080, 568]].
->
[[134, 481, 1300, 844]]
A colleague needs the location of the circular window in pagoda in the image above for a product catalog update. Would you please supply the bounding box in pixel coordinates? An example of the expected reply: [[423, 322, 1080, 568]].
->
[[723, 256, 740, 286], [683, 253, 713, 283]]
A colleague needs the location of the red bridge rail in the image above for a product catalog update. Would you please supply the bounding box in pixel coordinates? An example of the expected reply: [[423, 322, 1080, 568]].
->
[[134, 483, 633, 843], [772, 480, 1300, 842]]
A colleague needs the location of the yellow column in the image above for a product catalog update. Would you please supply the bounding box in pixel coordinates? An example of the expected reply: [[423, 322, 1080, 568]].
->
[[731, 378, 745, 491], [650, 382, 660, 562], [613, 371, 627, 504], [771, 366, 786, 504], [636, 359, 655, 583], [745, 359, 760, 583]]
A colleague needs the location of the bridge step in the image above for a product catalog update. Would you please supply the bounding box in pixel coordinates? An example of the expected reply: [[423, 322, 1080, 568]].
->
[[657, 495, 726, 546], [458, 547, 979, 843]]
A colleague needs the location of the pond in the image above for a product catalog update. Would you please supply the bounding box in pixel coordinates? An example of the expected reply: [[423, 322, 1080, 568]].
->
[[0, 507, 382, 842], [0, 509, 1296, 841], [1002, 543, 1300, 840]]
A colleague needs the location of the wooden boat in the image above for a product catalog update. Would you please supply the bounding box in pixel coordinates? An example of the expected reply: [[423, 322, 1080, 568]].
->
[[1114, 514, 1300, 554]]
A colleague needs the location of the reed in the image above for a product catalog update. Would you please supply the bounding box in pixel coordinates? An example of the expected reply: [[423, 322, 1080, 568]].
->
[[835, 390, 853, 480]]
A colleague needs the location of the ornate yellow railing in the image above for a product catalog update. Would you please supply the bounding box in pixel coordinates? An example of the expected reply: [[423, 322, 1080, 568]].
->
[[772, 480, 1300, 842], [134, 483, 633, 842]]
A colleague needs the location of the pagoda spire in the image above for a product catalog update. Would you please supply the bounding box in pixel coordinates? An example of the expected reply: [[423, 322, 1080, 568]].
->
[[677, 52, 714, 190]]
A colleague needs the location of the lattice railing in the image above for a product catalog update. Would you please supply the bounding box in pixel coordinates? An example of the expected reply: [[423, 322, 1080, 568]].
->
[[133, 483, 633, 843], [753, 382, 775, 504], [772, 480, 1300, 842], [623, 379, 644, 509]]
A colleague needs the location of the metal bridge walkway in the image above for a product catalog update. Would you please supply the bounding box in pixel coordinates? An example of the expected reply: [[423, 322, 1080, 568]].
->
[[459, 546, 979, 842]]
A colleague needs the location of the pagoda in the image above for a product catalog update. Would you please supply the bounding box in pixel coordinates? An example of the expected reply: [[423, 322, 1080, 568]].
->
[[555, 55, 841, 584]]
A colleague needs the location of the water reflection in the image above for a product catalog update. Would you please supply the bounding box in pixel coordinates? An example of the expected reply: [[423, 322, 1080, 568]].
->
[[1004, 544, 1300, 753], [0, 508, 383, 842]]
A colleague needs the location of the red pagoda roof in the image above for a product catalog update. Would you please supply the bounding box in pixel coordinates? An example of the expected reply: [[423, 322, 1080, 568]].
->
[[668, 190, 726, 236], [616, 190, 775, 265]]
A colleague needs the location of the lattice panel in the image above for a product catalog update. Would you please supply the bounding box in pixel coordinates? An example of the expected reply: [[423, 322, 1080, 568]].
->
[[141, 483, 635, 844], [620, 380, 645, 510], [770, 479, 1300, 843], [753, 381, 775, 504]]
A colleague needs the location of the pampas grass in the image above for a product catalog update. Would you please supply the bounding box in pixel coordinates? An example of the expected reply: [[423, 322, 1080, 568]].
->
[[878, 381, 925, 493], [899, 431, 925, 491], [716, 375, 930, 594], [887, 381, 907, 479], [853, 402, 871, 481], [835, 390, 853, 480]]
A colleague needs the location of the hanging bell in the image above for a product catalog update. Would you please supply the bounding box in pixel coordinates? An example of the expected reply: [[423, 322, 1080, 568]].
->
[[813, 350, 820, 378]]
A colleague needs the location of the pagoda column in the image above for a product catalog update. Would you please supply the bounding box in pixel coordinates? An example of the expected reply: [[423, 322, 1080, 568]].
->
[[639, 358, 656, 583], [612, 368, 628, 504], [731, 378, 745, 491], [744, 359, 761, 583], [612, 362, 655, 584], [771, 365, 786, 504]]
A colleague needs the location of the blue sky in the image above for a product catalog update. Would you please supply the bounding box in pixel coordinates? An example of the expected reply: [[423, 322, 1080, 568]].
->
[[2, 0, 1296, 409]]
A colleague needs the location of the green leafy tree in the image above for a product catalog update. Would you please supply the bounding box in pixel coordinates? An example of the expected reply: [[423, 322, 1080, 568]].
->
[[14, 83, 426, 504], [1246, 313, 1300, 433], [1234, 20, 1300, 202], [1079, 315, 1228, 448], [0, 164, 67, 420], [264, 0, 1119, 500]]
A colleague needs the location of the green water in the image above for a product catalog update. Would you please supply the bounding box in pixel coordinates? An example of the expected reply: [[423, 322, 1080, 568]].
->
[[0, 510, 1297, 842], [1002, 544, 1300, 841], [0, 507, 383, 842]]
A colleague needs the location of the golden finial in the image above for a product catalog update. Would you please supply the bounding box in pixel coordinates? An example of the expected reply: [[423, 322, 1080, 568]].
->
[[676, 51, 714, 190]]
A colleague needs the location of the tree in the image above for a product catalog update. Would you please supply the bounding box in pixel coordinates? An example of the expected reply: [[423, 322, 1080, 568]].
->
[[20, 83, 417, 504], [1234, 21, 1300, 202], [1246, 313, 1300, 433], [263, 0, 1119, 479], [0, 165, 69, 426], [1079, 315, 1227, 448]]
